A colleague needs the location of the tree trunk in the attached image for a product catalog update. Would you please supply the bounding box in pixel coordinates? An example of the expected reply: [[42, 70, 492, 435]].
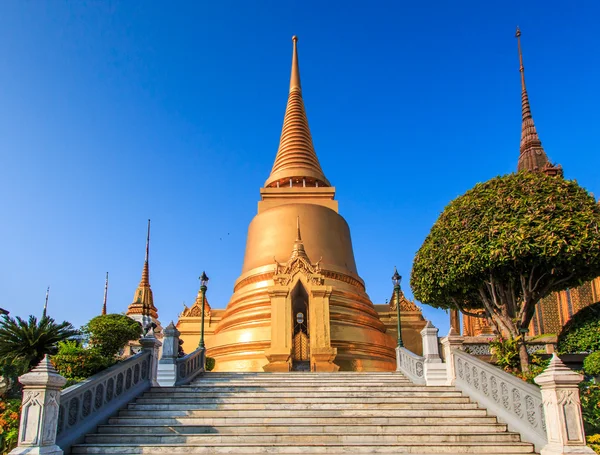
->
[[486, 306, 531, 373], [518, 337, 530, 373]]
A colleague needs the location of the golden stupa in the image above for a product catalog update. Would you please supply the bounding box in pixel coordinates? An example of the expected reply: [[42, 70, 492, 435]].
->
[[176, 36, 426, 372]]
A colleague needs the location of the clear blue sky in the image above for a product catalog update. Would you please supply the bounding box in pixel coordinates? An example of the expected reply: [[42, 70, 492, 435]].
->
[[1, 1, 598, 336]]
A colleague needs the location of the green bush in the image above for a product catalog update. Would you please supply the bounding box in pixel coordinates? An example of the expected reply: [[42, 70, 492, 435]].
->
[[584, 351, 600, 377], [0, 398, 21, 454], [82, 314, 142, 358], [489, 336, 549, 383], [489, 336, 520, 371], [558, 301, 600, 354], [52, 340, 116, 381], [580, 380, 600, 437], [206, 357, 215, 372]]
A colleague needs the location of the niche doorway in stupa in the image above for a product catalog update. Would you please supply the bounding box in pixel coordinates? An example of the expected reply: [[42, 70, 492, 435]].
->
[[291, 281, 310, 371]]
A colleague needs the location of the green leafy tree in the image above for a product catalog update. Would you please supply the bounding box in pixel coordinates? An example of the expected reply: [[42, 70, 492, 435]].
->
[[0, 315, 78, 373], [52, 340, 116, 382], [411, 172, 600, 372], [82, 314, 142, 357]]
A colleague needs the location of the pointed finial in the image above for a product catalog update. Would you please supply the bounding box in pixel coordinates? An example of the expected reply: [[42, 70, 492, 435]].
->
[[139, 220, 151, 287], [296, 216, 302, 242], [290, 35, 301, 93], [145, 219, 151, 262], [515, 26, 526, 91], [43, 286, 49, 319], [102, 272, 109, 315]]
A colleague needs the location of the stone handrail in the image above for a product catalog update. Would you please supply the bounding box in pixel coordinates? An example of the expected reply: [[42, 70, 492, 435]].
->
[[175, 346, 205, 385], [453, 349, 547, 451], [395, 346, 426, 384], [462, 341, 551, 357], [56, 350, 152, 453]]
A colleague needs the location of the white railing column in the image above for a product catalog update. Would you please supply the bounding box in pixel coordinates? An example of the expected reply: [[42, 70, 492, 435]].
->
[[9, 356, 66, 455], [440, 326, 464, 385], [534, 354, 594, 455], [420, 320, 447, 385], [139, 333, 162, 387], [157, 321, 180, 387], [421, 320, 441, 362]]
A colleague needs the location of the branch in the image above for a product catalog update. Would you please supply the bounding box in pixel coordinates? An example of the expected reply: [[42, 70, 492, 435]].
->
[[531, 272, 549, 294], [452, 298, 486, 318]]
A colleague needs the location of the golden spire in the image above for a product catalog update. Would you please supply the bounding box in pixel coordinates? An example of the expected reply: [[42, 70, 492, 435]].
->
[[264, 36, 331, 188], [289, 216, 310, 261], [126, 219, 158, 320], [515, 27, 560, 175], [140, 219, 150, 286]]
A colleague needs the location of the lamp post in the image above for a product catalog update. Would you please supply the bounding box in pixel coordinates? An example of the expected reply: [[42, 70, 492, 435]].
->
[[198, 271, 209, 349], [392, 267, 404, 348]]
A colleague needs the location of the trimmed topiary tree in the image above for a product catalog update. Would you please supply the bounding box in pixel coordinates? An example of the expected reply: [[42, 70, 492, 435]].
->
[[411, 172, 600, 372], [82, 314, 143, 358], [557, 301, 600, 354]]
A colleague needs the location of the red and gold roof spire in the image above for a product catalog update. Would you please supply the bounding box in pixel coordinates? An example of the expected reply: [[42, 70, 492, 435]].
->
[[264, 36, 330, 188], [126, 219, 159, 320], [515, 27, 562, 176]]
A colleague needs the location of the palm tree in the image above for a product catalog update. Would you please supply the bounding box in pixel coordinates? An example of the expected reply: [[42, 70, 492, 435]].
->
[[0, 315, 78, 373]]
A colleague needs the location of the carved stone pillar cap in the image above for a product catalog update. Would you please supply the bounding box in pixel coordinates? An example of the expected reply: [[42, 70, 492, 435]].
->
[[139, 336, 162, 350], [420, 320, 438, 333], [443, 326, 464, 343], [534, 353, 583, 387], [19, 355, 67, 389], [163, 321, 181, 337]]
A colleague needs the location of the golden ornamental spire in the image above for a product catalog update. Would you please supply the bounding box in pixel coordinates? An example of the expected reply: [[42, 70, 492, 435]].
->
[[289, 216, 310, 261], [290, 36, 301, 93], [264, 36, 331, 189], [126, 219, 158, 320], [515, 27, 561, 176]]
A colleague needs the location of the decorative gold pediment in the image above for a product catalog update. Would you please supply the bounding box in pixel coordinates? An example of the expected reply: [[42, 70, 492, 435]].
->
[[273, 255, 324, 287], [180, 294, 211, 319], [389, 289, 420, 312]]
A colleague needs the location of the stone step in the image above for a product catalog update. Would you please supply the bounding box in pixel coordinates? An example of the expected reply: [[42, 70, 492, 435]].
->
[[84, 432, 523, 444], [143, 390, 464, 398], [199, 373, 402, 377], [126, 402, 480, 411], [119, 407, 489, 418], [190, 380, 413, 386], [97, 422, 510, 435], [108, 415, 501, 426], [71, 442, 535, 454], [134, 396, 471, 404], [149, 385, 457, 393]]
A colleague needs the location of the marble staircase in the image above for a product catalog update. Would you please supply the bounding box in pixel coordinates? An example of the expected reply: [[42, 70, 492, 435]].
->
[[71, 372, 536, 454]]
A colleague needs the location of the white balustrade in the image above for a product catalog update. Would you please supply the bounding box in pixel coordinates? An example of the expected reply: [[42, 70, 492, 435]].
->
[[453, 349, 547, 451]]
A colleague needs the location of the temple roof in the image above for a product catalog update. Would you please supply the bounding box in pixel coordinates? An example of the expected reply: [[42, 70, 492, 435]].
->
[[515, 27, 562, 176], [264, 36, 330, 189], [126, 220, 159, 320], [180, 291, 211, 318], [389, 289, 421, 312]]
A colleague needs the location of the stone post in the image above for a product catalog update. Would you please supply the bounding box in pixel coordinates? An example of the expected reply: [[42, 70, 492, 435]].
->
[[395, 346, 402, 372], [157, 322, 179, 387], [420, 321, 448, 385], [9, 356, 66, 455], [440, 327, 464, 385], [420, 320, 441, 363], [534, 354, 595, 455], [140, 333, 162, 388]]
